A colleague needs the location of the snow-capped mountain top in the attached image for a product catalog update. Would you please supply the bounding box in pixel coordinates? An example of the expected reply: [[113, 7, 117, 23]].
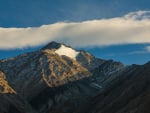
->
[[41, 41, 105, 70], [42, 41, 79, 60], [55, 45, 79, 60]]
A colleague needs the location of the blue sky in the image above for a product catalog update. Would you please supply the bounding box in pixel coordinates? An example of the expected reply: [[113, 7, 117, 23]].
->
[[0, 0, 150, 65]]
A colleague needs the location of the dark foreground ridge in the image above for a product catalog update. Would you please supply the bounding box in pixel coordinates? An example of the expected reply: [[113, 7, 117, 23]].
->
[[0, 42, 149, 113]]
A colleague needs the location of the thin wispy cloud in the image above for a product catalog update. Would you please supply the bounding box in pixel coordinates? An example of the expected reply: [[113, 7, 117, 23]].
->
[[146, 46, 150, 52], [126, 46, 150, 55], [0, 10, 150, 49], [128, 50, 148, 55]]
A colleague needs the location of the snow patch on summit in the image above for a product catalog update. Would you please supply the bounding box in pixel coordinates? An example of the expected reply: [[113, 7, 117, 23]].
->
[[55, 45, 79, 60]]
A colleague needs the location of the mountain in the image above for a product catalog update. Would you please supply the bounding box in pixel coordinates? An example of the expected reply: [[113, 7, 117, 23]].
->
[[0, 41, 149, 113], [79, 62, 150, 113]]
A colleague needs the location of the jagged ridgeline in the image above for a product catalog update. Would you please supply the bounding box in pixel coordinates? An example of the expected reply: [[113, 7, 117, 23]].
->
[[0, 41, 149, 113]]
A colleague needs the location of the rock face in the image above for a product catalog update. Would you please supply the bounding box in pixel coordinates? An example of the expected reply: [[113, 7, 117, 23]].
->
[[0, 47, 90, 97], [0, 41, 149, 113], [80, 62, 150, 113], [0, 71, 15, 94], [0, 71, 35, 113]]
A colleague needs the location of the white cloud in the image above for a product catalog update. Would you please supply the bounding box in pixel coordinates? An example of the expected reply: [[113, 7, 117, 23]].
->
[[0, 10, 150, 49]]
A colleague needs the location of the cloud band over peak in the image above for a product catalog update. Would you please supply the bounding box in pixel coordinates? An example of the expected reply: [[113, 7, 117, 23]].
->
[[0, 10, 150, 49]]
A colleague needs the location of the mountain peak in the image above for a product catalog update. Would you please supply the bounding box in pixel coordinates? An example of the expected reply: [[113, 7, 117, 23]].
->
[[42, 41, 74, 50], [42, 41, 62, 50], [42, 41, 79, 60]]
